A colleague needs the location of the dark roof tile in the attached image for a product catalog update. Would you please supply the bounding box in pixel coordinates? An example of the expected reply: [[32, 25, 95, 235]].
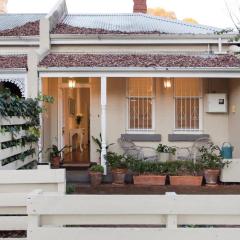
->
[[0, 55, 27, 69], [39, 53, 240, 68], [52, 23, 165, 35], [0, 21, 39, 36]]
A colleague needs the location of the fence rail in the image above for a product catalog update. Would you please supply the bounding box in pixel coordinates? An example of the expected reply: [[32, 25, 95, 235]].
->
[[0, 117, 37, 170], [0, 168, 66, 233], [26, 192, 240, 240]]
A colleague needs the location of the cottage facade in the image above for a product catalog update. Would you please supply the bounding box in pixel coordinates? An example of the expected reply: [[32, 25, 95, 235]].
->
[[1, 0, 240, 171]]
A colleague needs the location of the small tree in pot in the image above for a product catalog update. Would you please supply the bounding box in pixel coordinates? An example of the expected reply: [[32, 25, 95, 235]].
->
[[106, 152, 128, 185], [199, 144, 227, 185], [89, 164, 104, 187]]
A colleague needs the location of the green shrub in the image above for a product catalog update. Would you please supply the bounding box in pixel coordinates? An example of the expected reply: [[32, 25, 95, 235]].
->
[[156, 144, 176, 154], [128, 160, 168, 175], [166, 160, 203, 176], [106, 152, 128, 169], [66, 184, 76, 194], [89, 164, 104, 173], [199, 144, 225, 170]]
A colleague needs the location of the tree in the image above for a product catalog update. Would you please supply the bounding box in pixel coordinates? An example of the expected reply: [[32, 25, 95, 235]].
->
[[225, 0, 240, 33], [182, 18, 198, 24], [147, 7, 198, 24], [0, 0, 8, 14], [147, 7, 177, 19]]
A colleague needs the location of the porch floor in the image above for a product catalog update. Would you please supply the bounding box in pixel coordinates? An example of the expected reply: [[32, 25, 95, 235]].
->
[[68, 183, 240, 195]]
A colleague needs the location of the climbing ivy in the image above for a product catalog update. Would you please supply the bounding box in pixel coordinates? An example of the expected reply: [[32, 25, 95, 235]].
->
[[0, 89, 54, 167]]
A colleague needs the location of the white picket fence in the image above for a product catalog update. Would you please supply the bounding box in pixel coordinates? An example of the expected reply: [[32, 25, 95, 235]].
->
[[0, 117, 38, 170], [25, 192, 240, 240], [0, 167, 66, 235]]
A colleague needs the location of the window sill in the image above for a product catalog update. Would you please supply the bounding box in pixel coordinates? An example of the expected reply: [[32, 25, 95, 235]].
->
[[121, 134, 161, 142], [168, 134, 210, 142]]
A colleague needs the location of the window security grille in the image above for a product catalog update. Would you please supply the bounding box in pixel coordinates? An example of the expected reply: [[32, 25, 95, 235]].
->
[[127, 78, 154, 131], [174, 78, 202, 132]]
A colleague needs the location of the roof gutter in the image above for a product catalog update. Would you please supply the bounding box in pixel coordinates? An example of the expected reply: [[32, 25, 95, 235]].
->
[[0, 68, 27, 73], [0, 37, 39, 46], [50, 34, 238, 45], [38, 66, 240, 78]]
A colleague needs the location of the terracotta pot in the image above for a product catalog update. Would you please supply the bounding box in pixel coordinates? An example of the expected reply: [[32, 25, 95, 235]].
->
[[133, 175, 166, 186], [170, 176, 203, 186], [51, 156, 61, 168], [112, 168, 127, 185], [204, 169, 220, 185], [89, 172, 103, 187]]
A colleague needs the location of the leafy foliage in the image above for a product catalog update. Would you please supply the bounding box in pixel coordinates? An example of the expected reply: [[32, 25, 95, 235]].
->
[[128, 160, 168, 175], [92, 133, 114, 156], [47, 145, 70, 158], [89, 164, 104, 173], [2, 148, 35, 166], [0, 89, 54, 167], [198, 144, 226, 170], [166, 160, 203, 176], [66, 184, 76, 194], [156, 144, 176, 154], [106, 152, 129, 170]]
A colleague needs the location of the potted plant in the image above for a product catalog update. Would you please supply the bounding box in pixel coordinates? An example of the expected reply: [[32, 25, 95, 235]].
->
[[89, 164, 104, 187], [156, 144, 176, 162], [129, 160, 167, 186], [199, 144, 227, 185], [168, 160, 203, 186], [92, 134, 114, 160], [106, 152, 128, 185], [47, 145, 69, 168]]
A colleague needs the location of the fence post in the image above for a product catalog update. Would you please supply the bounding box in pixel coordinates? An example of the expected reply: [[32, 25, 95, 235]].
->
[[27, 189, 43, 238], [166, 192, 178, 229], [57, 170, 66, 194]]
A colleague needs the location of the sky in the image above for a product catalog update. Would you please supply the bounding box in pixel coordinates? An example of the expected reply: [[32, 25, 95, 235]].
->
[[7, 0, 240, 29]]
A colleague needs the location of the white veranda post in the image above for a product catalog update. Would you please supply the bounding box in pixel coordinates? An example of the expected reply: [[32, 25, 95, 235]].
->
[[101, 76, 107, 175]]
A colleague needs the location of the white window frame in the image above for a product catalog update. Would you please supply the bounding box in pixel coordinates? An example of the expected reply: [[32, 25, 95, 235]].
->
[[173, 78, 203, 134], [126, 78, 155, 134]]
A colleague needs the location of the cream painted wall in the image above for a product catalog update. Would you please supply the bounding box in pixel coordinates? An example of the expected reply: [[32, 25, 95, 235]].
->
[[42, 77, 58, 162], [51, 44, 228, 54], [0, 46, 38, 53], [41, 76, 234, 163], [90, 77, 231, 163], [203, 79, 229, 146], [229, 79, 240, 158]]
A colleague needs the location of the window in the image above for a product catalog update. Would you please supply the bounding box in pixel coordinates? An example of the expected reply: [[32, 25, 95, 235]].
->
[[127, 78, 154, 131], [174, 78, 202, 132]]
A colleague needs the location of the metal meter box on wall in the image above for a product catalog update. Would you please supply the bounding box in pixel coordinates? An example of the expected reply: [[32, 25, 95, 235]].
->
[[205, 93, 228, 113]]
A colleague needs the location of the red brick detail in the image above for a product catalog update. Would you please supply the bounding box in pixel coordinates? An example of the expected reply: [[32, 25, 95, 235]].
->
[[133, 0, 147, 13]]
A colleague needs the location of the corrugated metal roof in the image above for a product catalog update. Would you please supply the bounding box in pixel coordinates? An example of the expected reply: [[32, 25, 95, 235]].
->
[[0, 14, 45, 31], [61, 13, 221, 34]]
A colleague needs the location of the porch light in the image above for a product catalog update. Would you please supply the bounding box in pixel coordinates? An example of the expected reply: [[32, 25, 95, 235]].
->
[[68, 79, 76, 88], [164, 78, 172, 88]]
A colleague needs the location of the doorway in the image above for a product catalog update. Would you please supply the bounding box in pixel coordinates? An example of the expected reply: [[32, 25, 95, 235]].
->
[[61, 85, 90, 167]]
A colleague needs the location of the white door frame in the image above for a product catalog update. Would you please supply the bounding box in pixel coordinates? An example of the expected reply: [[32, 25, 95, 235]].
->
[[57, 79, 91, 151]]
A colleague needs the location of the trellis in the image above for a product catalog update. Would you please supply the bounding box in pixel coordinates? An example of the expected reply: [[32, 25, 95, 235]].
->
[[0, 117, 37, 170]]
